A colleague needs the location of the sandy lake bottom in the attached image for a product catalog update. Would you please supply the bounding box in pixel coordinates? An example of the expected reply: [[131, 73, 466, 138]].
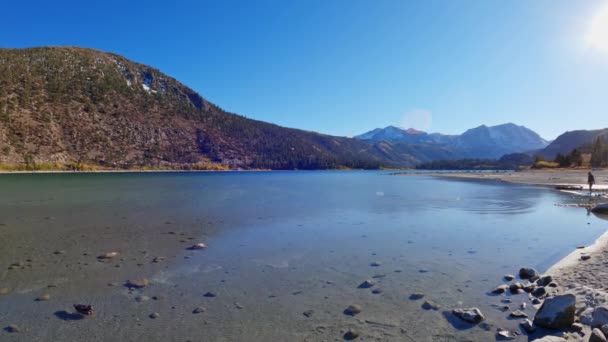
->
[[1, 171, 607, 341]]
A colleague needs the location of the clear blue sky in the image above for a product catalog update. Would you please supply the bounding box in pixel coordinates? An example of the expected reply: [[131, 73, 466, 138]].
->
[[1, 0, 607, 140]]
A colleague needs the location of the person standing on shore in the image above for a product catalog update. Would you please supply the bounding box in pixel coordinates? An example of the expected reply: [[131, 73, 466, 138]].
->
[[588, 171, 595, 195]]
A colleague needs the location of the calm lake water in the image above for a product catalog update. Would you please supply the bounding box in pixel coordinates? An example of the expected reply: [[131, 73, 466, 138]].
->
[[0, 171, 605, 341]]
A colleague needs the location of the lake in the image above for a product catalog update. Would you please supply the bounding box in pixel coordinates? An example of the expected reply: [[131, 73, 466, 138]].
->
[[0, 171, 604, 341]]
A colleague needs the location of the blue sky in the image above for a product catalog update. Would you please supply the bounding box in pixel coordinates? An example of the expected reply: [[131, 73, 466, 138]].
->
[[1, 0, 607, 140]]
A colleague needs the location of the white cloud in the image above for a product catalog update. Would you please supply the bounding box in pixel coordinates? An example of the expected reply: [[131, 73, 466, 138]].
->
[[400, 109, 432, 132]]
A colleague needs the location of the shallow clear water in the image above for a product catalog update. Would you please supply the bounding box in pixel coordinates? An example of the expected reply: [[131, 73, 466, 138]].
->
[[0, 171, 606, 341]]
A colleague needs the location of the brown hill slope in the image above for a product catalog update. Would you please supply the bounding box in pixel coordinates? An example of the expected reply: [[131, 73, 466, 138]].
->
[[0, 47, 421, 170]]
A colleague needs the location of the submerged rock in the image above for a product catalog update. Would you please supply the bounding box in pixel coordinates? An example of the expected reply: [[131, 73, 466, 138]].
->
[[422, 300, 440, 311], [135, 295, 149, 303], [36, 294, 50, 302], [358, 280, 375, 289], [519, 267, 538, 280], [188, 243, 207, 250], [343, 330, 359, 340], [504, 274, 515, 281], [149, 312, 160, 319], [369, 261, 382, 267], [491, 285, 509, 294], [533, 294, 576, 329], [520, 319, 536, 333], [452, 308, 485, 324], [509, 310, 528, 318], [496, 328, 517, 340], [203, 292, 217, 298], [409, 292, 425, 300], [193, 307, 206, 314], [303, 310, 314, 317], [126, 278, 149, 288], [4, 325, 20, 333], [344, 304, 363, 316]]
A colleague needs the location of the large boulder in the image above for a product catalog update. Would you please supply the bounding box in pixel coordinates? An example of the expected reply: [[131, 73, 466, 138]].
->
[[519, 267, 539, 280], [531, 337, 566, 342], [452, 308, 485, 324], [590, 328, 608, 342], [533, 294, 576, 329], [593, 306, 608, 328]]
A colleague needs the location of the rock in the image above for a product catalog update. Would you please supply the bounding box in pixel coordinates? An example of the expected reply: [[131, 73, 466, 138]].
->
[[358, 280, 375, 289], [234, 302, 244, 309], [510, 310, 528, 318], [149, 312, 160, 319], [452, 308, 485, 324], [591, 328, 608, 342], [523, 283, 537, 293], [344, 304, 363, 316], [570, 322, 584, 332], [203, 292, 217, 298], [532, 287, 547, 298], [533, 294, 576, 329], [126, 278, 149, 288], [519, 267, 539, 280], [53, 250, 66, 255], [409, 292, 424, 300], [530, 336, 566, 342], [189, 243, 207, 250], [73, 304, 95, 316], [537, 275, 553, 287], [602, 323, 608, 337], [593, 306, 608, 327], [501, 299, 512, 303], [532, 298, 541, 305], [303, 310, 314, 317], [370, 261, 382, 267], [496, 328, 517, 340], [548, 282, 558, 288], [97, 252, 119, 260], [135, 295, 149, 302], [582, 255, 591, 261], [492, 285, 509, 294], [0, 287, 10, 295], [520, 302, 527, 309], [372, 274, 386, 279], [192, 307, 205, 314], [509, 282, 524, 294], [520, 319, 536, 333], [504, 274, 515, 281], [422, 300, 440, 310], [343, 330, 359, 340], [4, 324, 20, 333], [36, 294, 50, 301], [371, 288, 383, 294]]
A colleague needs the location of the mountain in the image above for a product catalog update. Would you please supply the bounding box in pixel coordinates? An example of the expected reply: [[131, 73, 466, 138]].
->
[[356, 123, 548, 159], [540, 128, 608, 158], [0, 47, 431, 170]]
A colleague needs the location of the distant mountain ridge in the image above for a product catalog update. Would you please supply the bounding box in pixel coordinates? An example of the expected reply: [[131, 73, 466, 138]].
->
[[355, 123, 548, 159], [540, 128, 608, 158]]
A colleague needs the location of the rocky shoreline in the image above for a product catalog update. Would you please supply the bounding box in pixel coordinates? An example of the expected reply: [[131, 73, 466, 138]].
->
[[416, 169, 608, 341]]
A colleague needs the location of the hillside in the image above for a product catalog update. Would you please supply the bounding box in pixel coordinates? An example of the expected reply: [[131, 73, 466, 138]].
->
[[540, 128, 608, 159], [0, 47, 424, 170], [356, 123, 548, 159]]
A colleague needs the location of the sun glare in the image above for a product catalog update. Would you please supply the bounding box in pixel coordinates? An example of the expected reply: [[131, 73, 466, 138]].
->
[[586, 2, 608, 53]]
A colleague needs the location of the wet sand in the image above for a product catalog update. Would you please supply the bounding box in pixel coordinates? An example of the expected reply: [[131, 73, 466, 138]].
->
[[408, 169, 608, 189]]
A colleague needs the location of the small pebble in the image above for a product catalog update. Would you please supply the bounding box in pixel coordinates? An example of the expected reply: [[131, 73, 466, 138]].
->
[[149, 312, 160, 319], [203, 292, 217, 298], [5, 324, 20, 333], [36, 294, 50, 302], [344, 304, 363, 316], [193, 307, 205, 314], [344, 330, 359, 340], [303, 310, 314, 317]]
